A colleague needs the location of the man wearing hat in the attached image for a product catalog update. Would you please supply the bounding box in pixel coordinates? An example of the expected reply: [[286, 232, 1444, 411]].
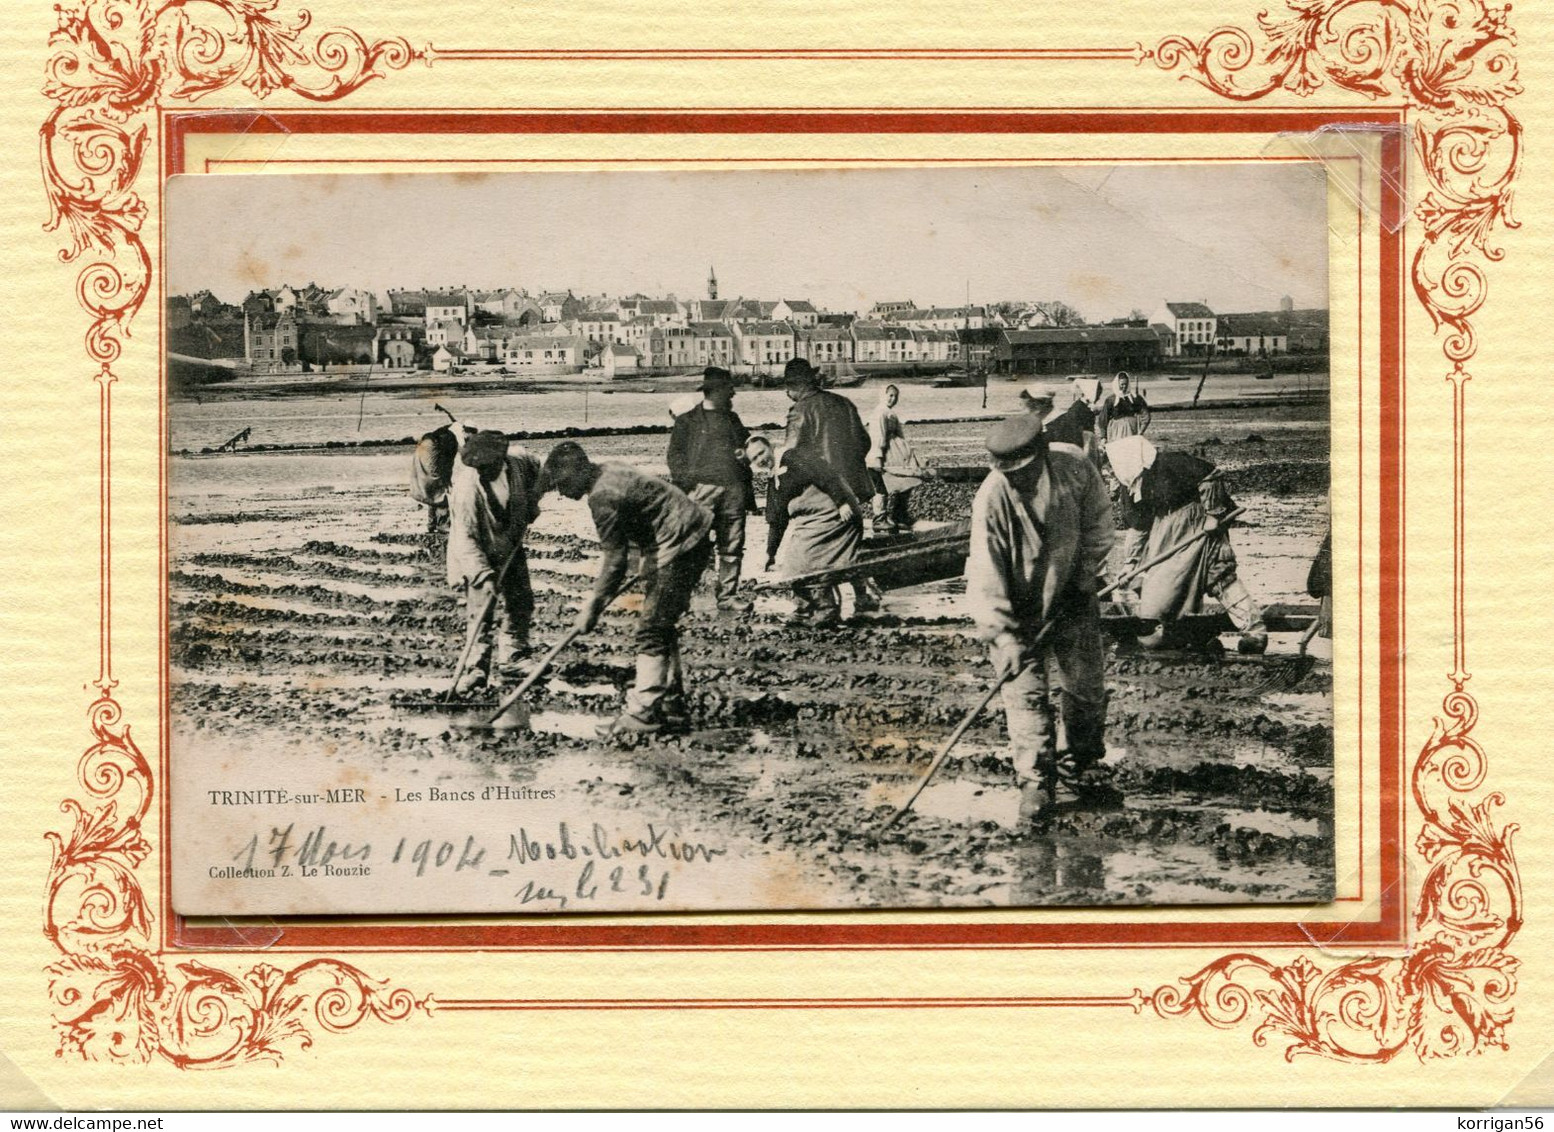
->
[[666, 367, 754, 613], [966, 413, 1118, 815], [781, 357, 882, 618], [446, 429, 544, 694]]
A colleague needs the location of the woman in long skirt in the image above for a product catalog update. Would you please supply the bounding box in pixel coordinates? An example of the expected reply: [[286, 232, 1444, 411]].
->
[[1106, 435, 1267, 653]]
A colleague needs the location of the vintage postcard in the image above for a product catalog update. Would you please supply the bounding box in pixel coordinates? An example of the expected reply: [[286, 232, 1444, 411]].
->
[[4, 0, 1552, 1111], [165, 165, 1336, 917]]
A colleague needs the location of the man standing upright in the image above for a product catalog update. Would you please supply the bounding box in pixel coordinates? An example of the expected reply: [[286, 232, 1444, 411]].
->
[[966, 414, 1118, 816], [666, 367, 753, 614], [542, 441, 713, 738], [781, 357, 881, 615], [446, 430, 543, 694]]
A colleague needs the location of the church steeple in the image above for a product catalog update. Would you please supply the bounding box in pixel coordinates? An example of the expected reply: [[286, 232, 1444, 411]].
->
[[707, 265, 718, 301]]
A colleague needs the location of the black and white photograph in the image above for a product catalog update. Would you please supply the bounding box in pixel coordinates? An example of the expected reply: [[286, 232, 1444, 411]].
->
[[165, 165, 1335, 915]]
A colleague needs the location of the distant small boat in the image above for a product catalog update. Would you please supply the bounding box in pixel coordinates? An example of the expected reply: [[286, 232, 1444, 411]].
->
[[932, 367, 987, 389], [1167, 373, 1191, 381], [822, 360, 862, 388]]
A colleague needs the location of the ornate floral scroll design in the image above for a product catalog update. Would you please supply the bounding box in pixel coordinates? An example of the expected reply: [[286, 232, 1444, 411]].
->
[[1151, 693, 1520, 1060], [1152, 0, 1521, 370], [43, 0, 424, 363], [1146, 0, 1522, 1063], [44, 693, 431, 1065], [43, 0, 428, 1066]]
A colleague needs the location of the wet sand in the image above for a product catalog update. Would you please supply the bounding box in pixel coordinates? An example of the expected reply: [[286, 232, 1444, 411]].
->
[[169, 395, 1333, 911]]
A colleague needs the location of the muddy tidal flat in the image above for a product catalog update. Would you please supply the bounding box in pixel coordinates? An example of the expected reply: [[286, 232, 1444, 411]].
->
[[169, 383, 1334, 914]]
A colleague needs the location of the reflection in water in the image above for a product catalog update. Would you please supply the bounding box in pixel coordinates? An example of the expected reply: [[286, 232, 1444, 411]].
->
[[1009, 838, 1107, 904]]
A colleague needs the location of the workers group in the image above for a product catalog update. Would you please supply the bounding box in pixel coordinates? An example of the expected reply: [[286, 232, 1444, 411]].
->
[[421, 360, 1271, 816]]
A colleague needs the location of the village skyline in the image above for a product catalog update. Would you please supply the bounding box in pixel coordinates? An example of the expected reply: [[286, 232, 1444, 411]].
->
[[167, 164, 1330, 322]]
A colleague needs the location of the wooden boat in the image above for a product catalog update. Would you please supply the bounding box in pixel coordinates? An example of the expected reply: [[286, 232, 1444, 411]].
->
[[931, 367, 989, 389], [758, 520, 971, 592], [822, 360, 863, 388], [758, 521, 1321, 640]]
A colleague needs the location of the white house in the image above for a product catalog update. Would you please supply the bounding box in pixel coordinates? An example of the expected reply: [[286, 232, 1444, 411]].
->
[[425, 318, 465, 348], [503, 335, 583, 371], [690, 322, 737, 369], [851, 323, 888, 363], [1215, 312, 1288, 356], [424, 291, 469, 327], [772, 300, 820, 329], [326, 286, 378, 324], [914, 329, 958, 362], [1151, 301, 1217, 356], [733, 320, 795, 368], [891, 306, 989, 332], [603, 343, 640, 379], [799, 325, 854, 365]]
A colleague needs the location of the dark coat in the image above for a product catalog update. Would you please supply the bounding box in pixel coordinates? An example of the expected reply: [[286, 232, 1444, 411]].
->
[[784, 388, 874, 503]]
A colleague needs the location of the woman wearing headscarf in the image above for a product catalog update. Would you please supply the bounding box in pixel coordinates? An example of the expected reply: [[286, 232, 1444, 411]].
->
[[1106, 434, 1267, 653], [1098, 371, 1151, 442], [865, 383, 927, 533]]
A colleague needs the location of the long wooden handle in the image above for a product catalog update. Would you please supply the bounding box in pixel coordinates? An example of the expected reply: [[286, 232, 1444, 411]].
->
[[482, 625, 587, 725], [445, 542, 525, 699], [887, 508, 1244, 826], [480, 568, 646, 726], [885, 673, 1015, 828], [1098, 507, 1243, 600]]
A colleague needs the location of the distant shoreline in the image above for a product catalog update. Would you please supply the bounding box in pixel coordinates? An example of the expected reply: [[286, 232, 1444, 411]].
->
[[170, 391, 1328, 458]]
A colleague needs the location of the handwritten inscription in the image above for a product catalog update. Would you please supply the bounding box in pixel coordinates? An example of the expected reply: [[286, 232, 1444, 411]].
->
[[216, 819, 727, 909]]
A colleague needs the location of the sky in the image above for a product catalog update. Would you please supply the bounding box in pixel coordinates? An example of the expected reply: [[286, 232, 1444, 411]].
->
[[165, 164, 1330, 321]]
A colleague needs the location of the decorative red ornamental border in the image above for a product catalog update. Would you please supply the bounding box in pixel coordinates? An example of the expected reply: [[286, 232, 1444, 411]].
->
[[39, 0, 1519, 1067], [161, 109, 1401, 957]]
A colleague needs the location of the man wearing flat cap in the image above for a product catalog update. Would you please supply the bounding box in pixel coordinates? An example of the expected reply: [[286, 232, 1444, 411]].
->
[[779, 357, 882, 621], [446, 429, 544, 694], [666, 367, 754, 613], [966, 412, 1118, 816]]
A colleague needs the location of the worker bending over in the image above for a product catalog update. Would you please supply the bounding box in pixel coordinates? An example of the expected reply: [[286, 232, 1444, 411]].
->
[[1106, 435, 1267, 654], [966, 414, 1118, 817], [542, 441, 714, 738]]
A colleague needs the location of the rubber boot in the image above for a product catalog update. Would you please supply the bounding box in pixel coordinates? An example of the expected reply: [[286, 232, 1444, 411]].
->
[[1002, 668, 1057, 822], [870, 494, 894, 535], [716, 556, 752, 613], [605, 653, 670, 737], [1058, 691, 1122, 809], [492, 621, 530, 682], [852, 577, 883, 615], [454, 647, 489, 698], [889, 491, 913, 531], [792, 585, 841, 628], [1219, 577, 1268, 654], [659, 647, 690, 733]]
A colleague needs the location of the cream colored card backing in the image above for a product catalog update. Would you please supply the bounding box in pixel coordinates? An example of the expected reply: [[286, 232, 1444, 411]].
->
[[2, 0, 1551, 1110]]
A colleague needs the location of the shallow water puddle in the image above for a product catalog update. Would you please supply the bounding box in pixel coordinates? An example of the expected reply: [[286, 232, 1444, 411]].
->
[[910, 777, 1024, 829], [527, 710, 605, 740]]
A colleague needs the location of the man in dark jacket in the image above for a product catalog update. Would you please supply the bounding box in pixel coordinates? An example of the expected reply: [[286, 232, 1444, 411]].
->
[[781, 358, 880, 614], [666, 368, 753, 613]]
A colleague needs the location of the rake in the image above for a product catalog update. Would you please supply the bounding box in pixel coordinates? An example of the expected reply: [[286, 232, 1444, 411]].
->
[[1244, 616, 1323, 697], [884, 511, 1241, 828]]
